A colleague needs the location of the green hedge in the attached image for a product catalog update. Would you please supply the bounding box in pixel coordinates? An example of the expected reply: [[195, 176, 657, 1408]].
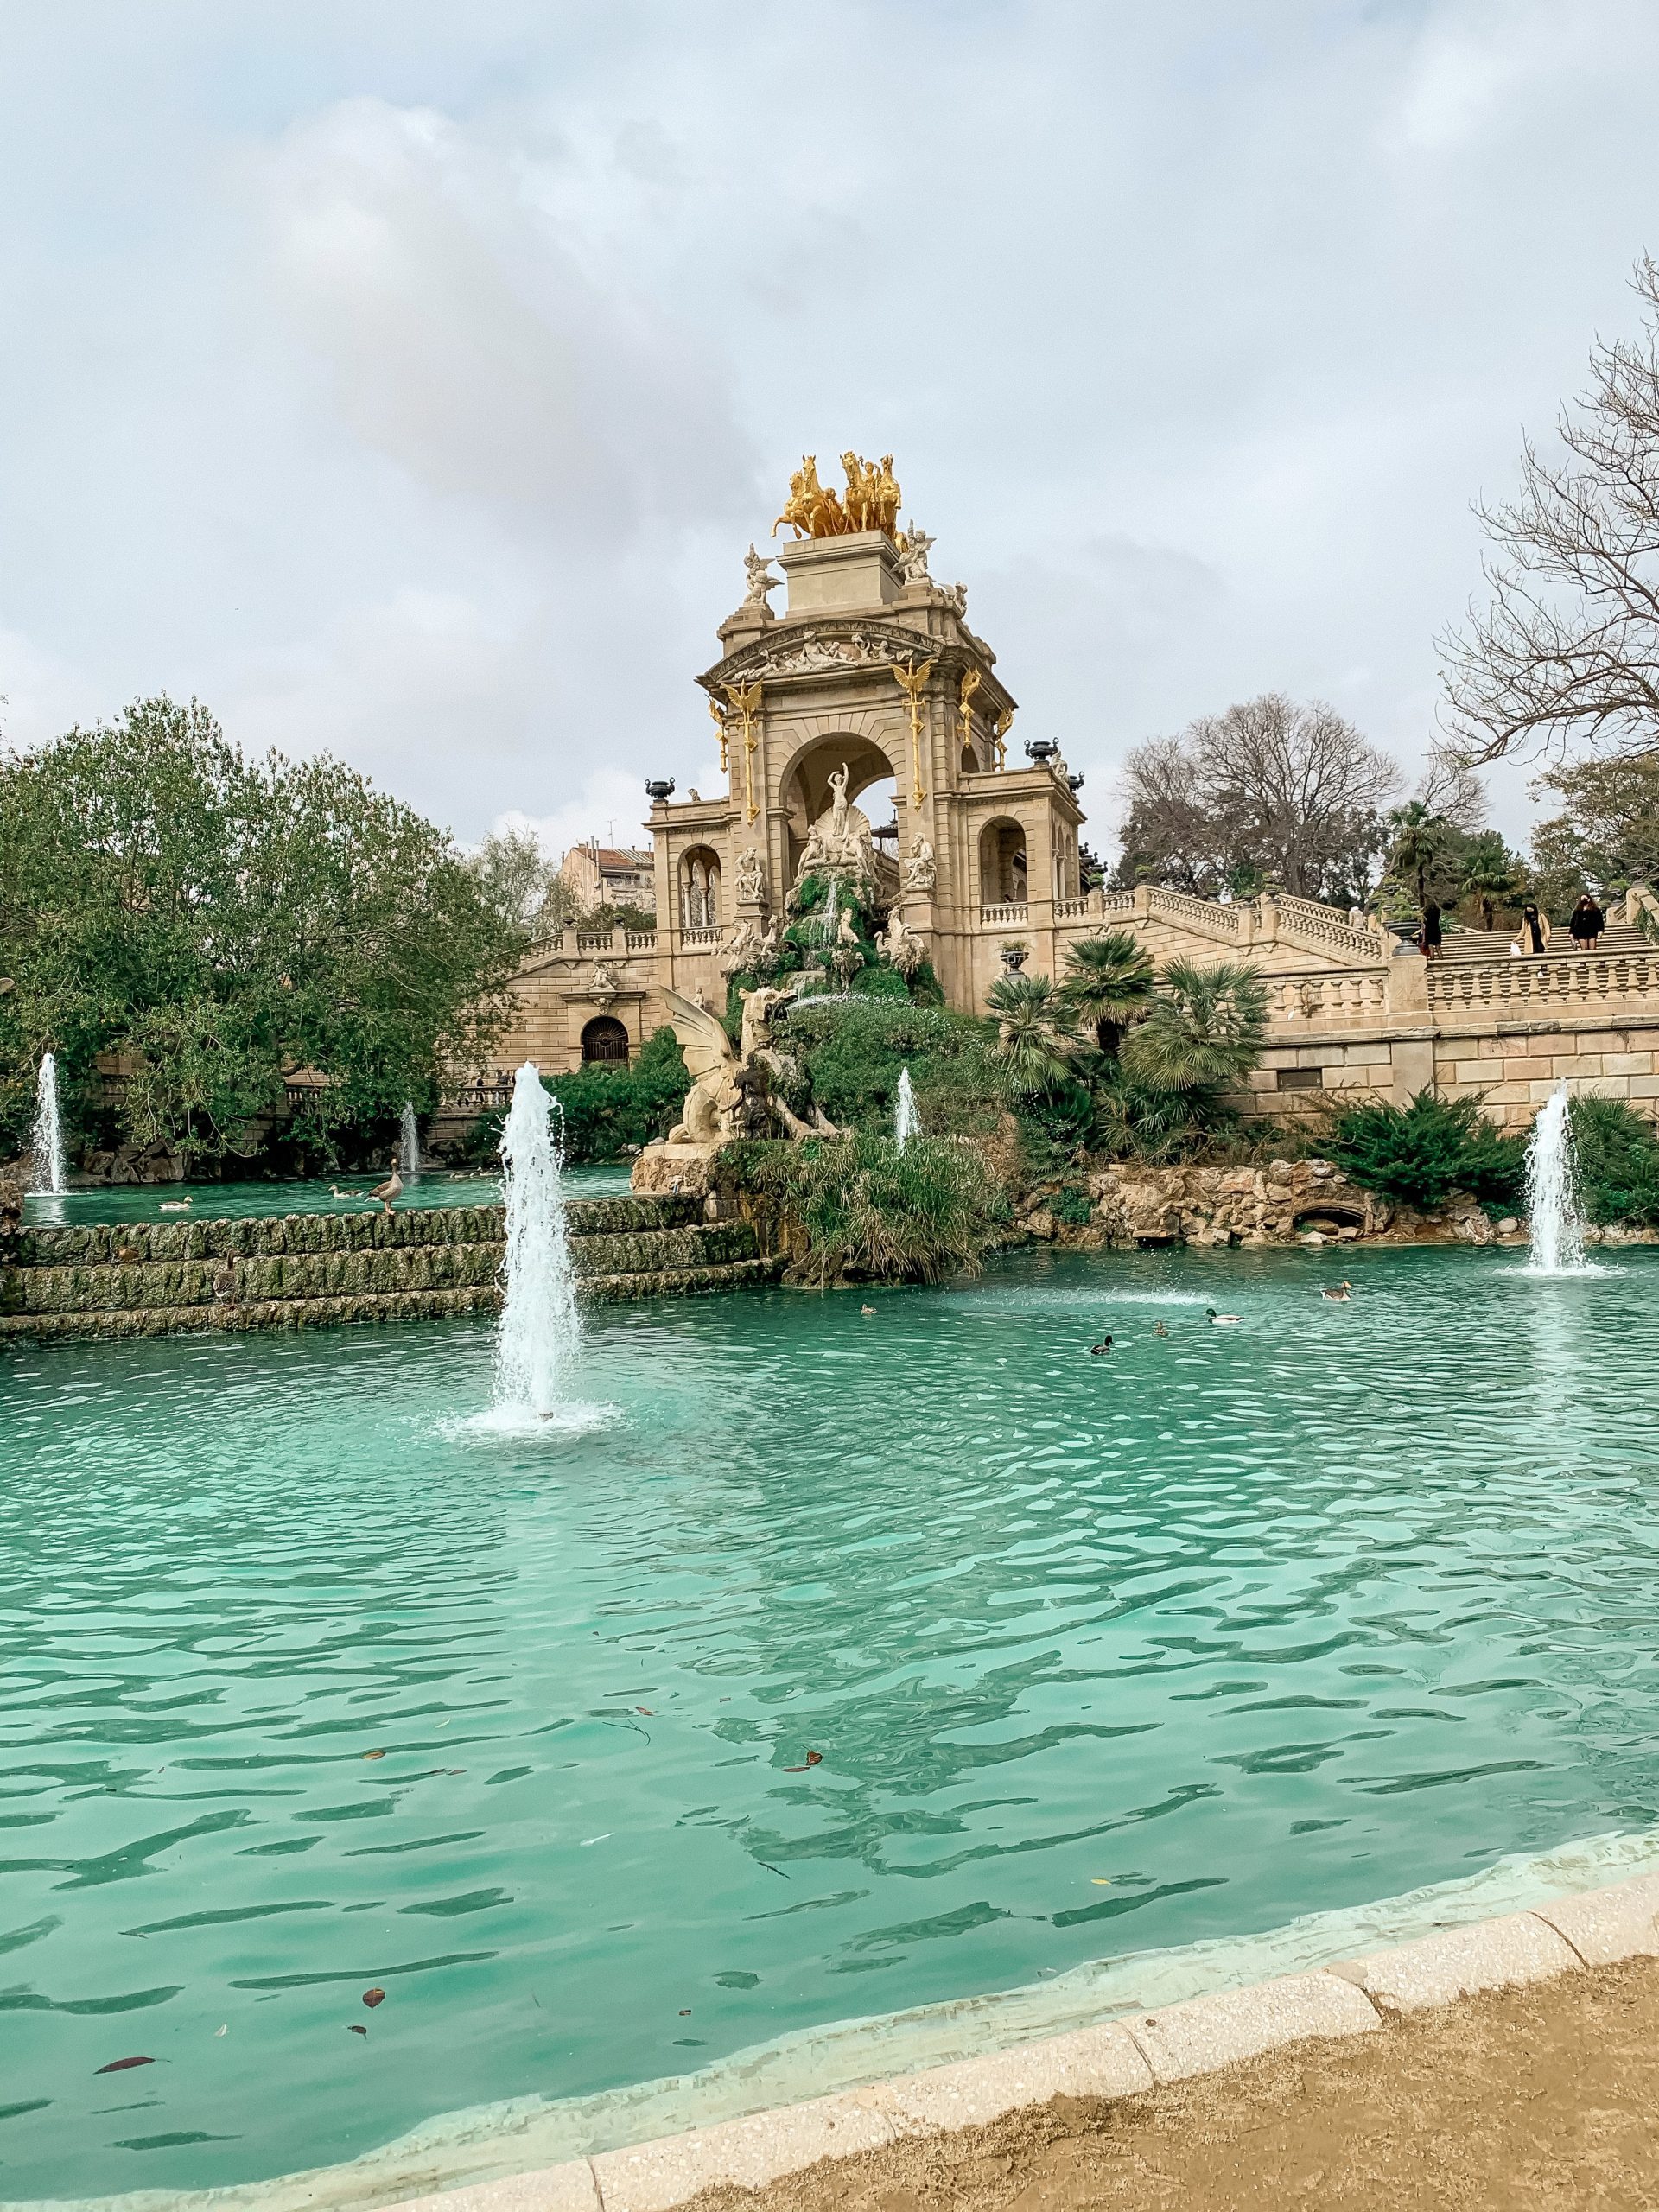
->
[[1323, 1090, 1525, 1209], [461, 1027, 690, 1166]]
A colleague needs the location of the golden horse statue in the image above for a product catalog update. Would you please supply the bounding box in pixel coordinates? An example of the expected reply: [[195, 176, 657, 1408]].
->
[[773, 453, 902, 539]]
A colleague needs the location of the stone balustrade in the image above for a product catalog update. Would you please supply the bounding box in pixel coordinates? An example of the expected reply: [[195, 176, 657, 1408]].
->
[[1428, 951, 1659, 1014]]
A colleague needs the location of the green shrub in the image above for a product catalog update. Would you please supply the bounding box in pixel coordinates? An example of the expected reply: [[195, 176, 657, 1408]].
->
[[1567, 1096, 1659, 1225], [745, 1130, 1009, 1284], [1324, 1089, 1525, 1208], [1052, 1184, 1094, 1226], [458, 1029, 690, 1166], [783, 998, 1004, 1135]]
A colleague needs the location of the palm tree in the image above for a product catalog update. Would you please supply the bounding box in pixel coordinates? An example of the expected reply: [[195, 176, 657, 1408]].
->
[[1384, 800, 1452, 914], [1457, 831, 1523, 931], [1122, 958, 1270, 1091], [1058, 929, 1155, 1054], [986, 972, 1080, 1096]]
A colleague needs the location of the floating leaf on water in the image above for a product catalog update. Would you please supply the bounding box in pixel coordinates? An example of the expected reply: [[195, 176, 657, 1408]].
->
[[362, 1987, 385, 2009], [347, 2024, 367, 2037], [636, 1707, 654, 1715], [783, 1751, 823, 1772], [95, 2056, 154, 2074], [678, 2009, 691, 2016], [1090, 1878, 1112, 1886], [361, 1751, 386, 1761], [213, 2024, 228, 2036]]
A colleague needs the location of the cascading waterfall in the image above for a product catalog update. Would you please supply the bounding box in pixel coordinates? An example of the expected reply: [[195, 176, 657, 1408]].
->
[[31, 1053, 66, 1195], [1525, 1081, 1590, 1274], [814, 874, 842, 948], [894, 1065, 918, 1152], [492, 1063, 582, 1421], [399, 1103, 422, 1178]]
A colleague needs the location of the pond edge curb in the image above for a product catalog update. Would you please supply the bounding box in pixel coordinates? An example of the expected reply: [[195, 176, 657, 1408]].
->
[[386, 1868, 1659, 2212]]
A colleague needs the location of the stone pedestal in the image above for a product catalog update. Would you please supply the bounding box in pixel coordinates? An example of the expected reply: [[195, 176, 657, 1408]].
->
[[632, 1141, 724, 1198]]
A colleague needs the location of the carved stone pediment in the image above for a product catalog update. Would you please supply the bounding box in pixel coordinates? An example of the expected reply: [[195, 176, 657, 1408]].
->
[[701, 618, 944, 690]]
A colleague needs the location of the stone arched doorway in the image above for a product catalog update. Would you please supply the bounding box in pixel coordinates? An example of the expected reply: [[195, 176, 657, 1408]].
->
[[979, 817, 1028, 908], [581, 1015, 631, 1065]]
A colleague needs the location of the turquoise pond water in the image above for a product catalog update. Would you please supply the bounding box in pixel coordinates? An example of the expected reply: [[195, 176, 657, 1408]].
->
[[3, 1243, 1659, 2202], [18, 1164, 632, 1230]]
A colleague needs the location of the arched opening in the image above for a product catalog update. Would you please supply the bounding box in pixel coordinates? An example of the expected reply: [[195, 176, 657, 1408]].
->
[[779, 734, 899, 900], [679, 847, 721, 933], [979, 817, 1028, 908], [581, 1016, 631, 1065]]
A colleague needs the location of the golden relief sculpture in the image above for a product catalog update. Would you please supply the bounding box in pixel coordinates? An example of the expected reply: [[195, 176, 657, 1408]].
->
[[774, 453, 903, 540], [891, 656, 933, 810], [723, 680, 764, 824]]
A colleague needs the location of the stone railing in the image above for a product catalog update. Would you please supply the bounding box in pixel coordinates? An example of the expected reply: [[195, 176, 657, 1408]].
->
[[981, 902, 1029, 925], [1428, 951, 1659, 1014], [1270, 895, 1386, 966], [575, 931, 614, 953], [1052, 897, 1090, 919], [626, 931, 658, 952], [1266, 970, 1389, 1024], [680, 925, 722, 948]]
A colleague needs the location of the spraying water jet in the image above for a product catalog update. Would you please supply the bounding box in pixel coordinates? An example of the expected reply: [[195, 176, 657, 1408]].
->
[[1525, 1081, 1592, 1274], [493, 1063, 582, 1421], [894, 1066, 918, 1152], [31, 1054, 66, 1195]]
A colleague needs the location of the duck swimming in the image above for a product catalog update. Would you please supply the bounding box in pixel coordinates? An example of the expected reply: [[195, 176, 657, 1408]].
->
[[157, 1197, 192, 1212], [1320, 1281, 1353, 1301], [1205, 1306, 1243, 1325], [1090, 1333, 1114, 1355], [1153, 1321, 1169, 1338]]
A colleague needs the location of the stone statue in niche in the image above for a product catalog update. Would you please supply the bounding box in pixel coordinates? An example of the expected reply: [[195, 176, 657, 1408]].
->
[[901, 833, 937, 894], [588, 963, 620, 1007], [794, 761, 876, 886], [735, 845, 767, 905]]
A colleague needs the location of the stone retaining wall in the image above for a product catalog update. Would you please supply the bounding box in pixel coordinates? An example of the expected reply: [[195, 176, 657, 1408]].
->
[[1012, 1159, 1503, 1250], [0, 1195, 780, 1344]]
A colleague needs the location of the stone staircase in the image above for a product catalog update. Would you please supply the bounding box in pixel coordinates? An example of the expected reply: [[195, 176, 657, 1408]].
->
[[1438, 921, 1652, 961], [0, 1194, 779, 1344]]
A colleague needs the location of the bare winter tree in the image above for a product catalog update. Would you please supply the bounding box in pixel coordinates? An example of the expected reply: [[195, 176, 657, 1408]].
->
[[1441, 256, 1659, 765], [1115, 693, 1400, 905]]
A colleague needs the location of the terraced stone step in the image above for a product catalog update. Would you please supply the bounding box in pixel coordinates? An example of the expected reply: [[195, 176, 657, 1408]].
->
[[0, 1255, 781, 1342]]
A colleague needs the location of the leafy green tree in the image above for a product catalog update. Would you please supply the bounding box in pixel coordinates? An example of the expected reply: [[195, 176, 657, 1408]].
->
[[1121, 959, 1269, 1092], [1568, 1096, 1659, 1226], [986, 972, 1080, 1096], [1529, 754, 1659, 897], [470, 826, 564, 936], [1058, 929, 1155, 1054], [0, 697, 521, 1166], [1456, 830, 1528, 930]]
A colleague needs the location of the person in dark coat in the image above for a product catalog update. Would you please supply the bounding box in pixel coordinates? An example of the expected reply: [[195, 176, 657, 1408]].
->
[[1569, 893, 1605, 949], [1514, 903, 1551, 956], [1419, 901, 1444, 960]]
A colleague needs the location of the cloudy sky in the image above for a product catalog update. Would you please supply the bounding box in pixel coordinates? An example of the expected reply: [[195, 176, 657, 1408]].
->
[[3, 0, 1657, 858]]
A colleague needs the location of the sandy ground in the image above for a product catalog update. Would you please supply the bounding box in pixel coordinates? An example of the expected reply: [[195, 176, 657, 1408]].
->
[[696, 1955, 1659, 2212]]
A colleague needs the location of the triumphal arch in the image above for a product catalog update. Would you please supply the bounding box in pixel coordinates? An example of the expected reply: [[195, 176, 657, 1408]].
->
[[649, 457, 1087, 1016], [485, 454, 1659, 1131]]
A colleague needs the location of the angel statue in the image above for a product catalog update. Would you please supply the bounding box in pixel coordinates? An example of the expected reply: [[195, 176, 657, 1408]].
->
[[896, 521, 934, 584], [741, 545, 778, 608]]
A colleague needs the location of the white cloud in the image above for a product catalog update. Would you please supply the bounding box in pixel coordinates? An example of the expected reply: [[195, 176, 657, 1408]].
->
[[1, 0, 1657, 861]]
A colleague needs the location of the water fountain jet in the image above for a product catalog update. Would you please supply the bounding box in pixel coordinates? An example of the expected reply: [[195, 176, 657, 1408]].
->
[[894, 1066, 918, 1152], [31, 1053, 66, 1195], [1525, 1081, 1592, 1274], [492, 1063, 582, 1421], [399, 1103, 422, 1178]]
